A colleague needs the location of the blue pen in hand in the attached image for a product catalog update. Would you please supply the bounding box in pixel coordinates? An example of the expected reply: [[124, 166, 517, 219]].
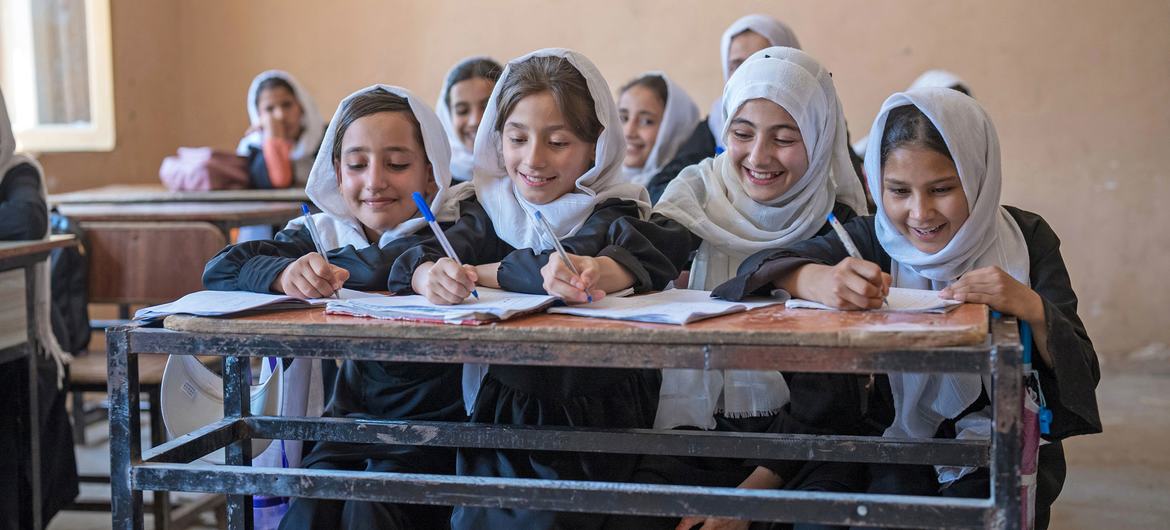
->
[[411, 192, 479, 301], [533, 210, 592, 303], [301, 203, 339, 298], [827, 212, 888, 308]]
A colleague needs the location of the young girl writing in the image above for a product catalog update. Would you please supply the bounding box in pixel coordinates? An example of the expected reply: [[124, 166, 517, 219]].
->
[[620, 47, 870, 530], [436, 56, 503, 182], [389, 48, 677, 529], [720, 88, 1101, 529], [617, 72, 700, 201], [205, 85, 466, 529]]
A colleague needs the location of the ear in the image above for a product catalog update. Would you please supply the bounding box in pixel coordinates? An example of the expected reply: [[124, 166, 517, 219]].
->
[[425, 163, 439, 197], [334, 160, 342, 186]]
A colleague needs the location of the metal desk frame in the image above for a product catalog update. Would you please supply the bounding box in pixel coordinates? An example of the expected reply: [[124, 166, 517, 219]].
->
[[107, 314, 1022, 529]]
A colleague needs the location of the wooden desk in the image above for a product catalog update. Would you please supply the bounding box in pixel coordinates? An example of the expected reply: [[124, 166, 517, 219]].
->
[[56, 201, 301, 309], [0, 235, 78, 530], [49, 184, 308, 205], [108, 302, 1024, 529]]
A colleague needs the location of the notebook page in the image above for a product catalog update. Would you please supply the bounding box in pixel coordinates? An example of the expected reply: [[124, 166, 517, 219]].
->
[[548, 289, 785, 325], [785, 286, 961, 313]]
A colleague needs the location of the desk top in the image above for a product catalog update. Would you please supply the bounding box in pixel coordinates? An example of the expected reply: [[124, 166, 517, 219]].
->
[[164, 302, 988, 349], [49, 184, 307, 205], [0, 235, 78, 263], [56, 201, 302, 224]]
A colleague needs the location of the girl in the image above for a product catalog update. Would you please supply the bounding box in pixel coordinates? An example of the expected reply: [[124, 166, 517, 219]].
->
[[390, 48, 677, 529], [721, 88, 1101, 529], [617, 72, 701, 202], [655, 14, 802, 199], [436, 56, 503, 182], [237, 70, 325, 190], [204, 85, 466, 529], [0, 87, 79, 530], [620, 47, 870, 530]]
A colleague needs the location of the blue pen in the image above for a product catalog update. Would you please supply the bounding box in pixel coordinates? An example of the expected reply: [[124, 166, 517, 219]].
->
[[301, 203, 339, 298], [827, 212, 887, 307], [533, 210, 592, 303], [411, 192, 479, 300]]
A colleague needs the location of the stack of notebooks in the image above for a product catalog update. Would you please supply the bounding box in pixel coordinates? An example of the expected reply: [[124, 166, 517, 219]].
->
[[134, 288, 369, 322]]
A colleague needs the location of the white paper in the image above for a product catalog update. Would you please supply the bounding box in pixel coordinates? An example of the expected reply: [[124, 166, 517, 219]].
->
[[785, 287, 961, 313], [547, 289, 785, 325], [325, 287, 556, 323], [134, 288, 370, 321]]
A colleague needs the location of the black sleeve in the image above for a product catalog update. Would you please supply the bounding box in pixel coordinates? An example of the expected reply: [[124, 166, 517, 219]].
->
[[1008, 207, 1102, 440], [245, 145, 274, 189], [0, 164, 49, 240], [497, 198, 678, 294], [712, 203, 873, 301], [607, 212, 702, 275], [645, 120, 716, 204], [749, 373, 870, 479], [387, 198, 513, 294], [203, 223, 419, 293]]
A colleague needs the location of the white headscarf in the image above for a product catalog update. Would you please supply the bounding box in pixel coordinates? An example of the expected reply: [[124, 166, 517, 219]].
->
[[286, 84, 464, 249], [436, 56, 501, 182], [852, 69, 971, 158], [865, 89, 1029, 477], [653, 47, 863, 429], [0, 87, 70, 383], [471, 48, 650, 250], [620, 72, 702, 188], [708, 15, 802, 147], [236, 70, 326, 185]]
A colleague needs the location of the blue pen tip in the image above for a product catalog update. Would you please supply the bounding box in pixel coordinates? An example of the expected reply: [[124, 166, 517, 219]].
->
[[826, 213, 835, 223], [302, 203, 311, 215], [471, 289, 480, 300], [411, 192, 436, 222]]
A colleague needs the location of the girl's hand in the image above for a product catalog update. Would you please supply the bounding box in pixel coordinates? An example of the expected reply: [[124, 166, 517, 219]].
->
[[273, 253, 349, 298], [260, 113, 288, 140], [541, 254, 605, 304], [804, 257, 891, 310], [940, 266, 1045, 323], [413, 258, 479, 305]]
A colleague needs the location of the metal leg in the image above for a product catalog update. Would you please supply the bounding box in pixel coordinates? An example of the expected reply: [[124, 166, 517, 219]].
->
[[223, 355, 253, 530], [149, 386, 171, 530], [108, 327, 145, 529], [23, 264, 42, 530], [990, 315, 1024, 529]]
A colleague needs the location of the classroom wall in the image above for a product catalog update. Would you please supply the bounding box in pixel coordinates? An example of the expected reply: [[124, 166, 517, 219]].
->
[[38, 0, 1170, 361]]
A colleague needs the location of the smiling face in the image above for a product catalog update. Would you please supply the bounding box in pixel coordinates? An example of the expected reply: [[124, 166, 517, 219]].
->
[[618, 84, 665, 169], [725, 98, 809, 203], [334, 111, 436, 241], [727, 30, 771, 78], [256, 85, 304, 139], [881, 145, 970, 253], [501, 91, 595, 205], [449, 76, 495, 151]]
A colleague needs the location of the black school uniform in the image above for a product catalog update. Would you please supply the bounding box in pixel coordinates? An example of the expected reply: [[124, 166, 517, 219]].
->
[[203, 222, 467, 530], [606, 202, 878, 530], [389, 197, 677, 530], [241, 125, 326, 189], [0, 163, 80, 530], [713, 209, 1102, 530], [643, 119, 717, 203]]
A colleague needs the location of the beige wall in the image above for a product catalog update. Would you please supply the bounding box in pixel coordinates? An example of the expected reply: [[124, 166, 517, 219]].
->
[[38, 0, 1170, 359]]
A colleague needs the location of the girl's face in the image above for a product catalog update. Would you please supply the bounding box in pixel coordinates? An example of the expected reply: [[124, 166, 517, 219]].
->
[[449, 77, 495, 151], [334, 111, 436, 242], [727, 30, 771, 78], [618, 85, 664, 169], [257, 86, 304, 138], [881, 145, 970, 254], [726, 99, 809, 203], [501, 91, 595, 205]]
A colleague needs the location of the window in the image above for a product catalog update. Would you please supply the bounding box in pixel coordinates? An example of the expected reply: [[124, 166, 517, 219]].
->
[[0, 0, 115, 152]]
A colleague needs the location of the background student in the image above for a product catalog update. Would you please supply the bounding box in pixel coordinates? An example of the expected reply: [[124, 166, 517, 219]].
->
[[237, 70, 326, 190], [436, 56, 503, 182], [616, 71, 700, 202]]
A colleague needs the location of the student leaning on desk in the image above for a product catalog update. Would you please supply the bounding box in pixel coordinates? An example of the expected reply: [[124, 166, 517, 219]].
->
[[0, 86, 80, 530]]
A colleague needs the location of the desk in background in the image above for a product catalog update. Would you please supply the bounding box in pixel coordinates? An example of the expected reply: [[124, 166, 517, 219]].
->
[[107, 303, 1025, 529], [49, 184, 308, 205]]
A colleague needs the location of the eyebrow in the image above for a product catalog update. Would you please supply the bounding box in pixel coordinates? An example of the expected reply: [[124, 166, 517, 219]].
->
[[729, 117, 799, 132], [343, 146, 414, 155], [505, 121, 567, 133], [884, 175, 960, 187]]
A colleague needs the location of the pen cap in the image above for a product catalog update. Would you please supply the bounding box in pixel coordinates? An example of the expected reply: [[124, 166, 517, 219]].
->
[[301, 203, 311, 216], [412, 192, 437, 222]]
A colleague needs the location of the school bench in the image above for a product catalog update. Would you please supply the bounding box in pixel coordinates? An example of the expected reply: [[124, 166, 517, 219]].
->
[[0, 235, 77, 530], [106, 303, 1025, 529]]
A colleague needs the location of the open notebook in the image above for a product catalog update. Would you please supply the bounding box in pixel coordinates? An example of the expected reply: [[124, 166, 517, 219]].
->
[[786, 286, 962, 313], [325, 287, 557, 325], [134, 288, 370, 322], [547, 288, 786, 325]]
